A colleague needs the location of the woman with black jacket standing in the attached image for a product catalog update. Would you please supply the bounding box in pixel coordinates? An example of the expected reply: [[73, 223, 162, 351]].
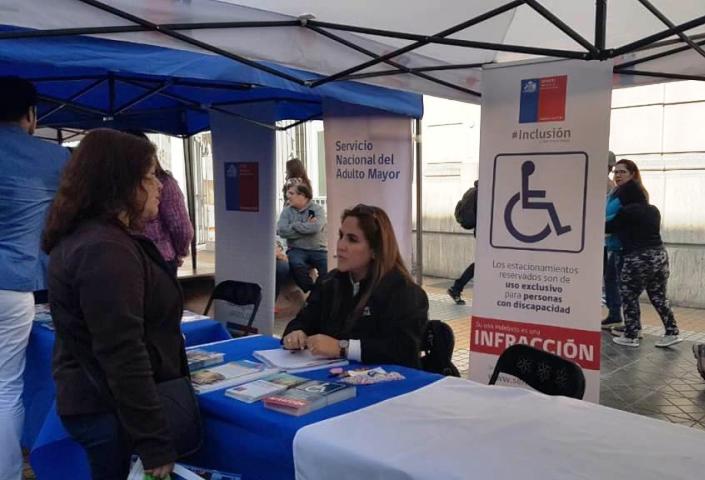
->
[[282, 204, 429, 368], [606, 175, 682, 349], [42, 129, 187, 480]]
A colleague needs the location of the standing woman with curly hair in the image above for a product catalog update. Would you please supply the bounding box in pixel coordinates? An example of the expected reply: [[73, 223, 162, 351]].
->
[[42, 129, 190, 479]]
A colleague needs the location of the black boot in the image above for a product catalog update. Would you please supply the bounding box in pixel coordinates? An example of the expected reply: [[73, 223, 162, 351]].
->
[[601, 317, 622, 329]]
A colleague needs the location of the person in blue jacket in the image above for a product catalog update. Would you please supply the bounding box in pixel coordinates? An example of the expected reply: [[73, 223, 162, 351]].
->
[[0, 76, 69, 480], [601, 154, 625, 330]]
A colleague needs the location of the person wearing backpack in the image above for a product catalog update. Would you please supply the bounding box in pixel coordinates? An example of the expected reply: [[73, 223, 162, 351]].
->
[[449, 180, 478, 305]]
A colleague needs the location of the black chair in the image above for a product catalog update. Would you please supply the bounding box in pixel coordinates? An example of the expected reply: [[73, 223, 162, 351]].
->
[[489, 344, 585, 399], [203, 280, 262, 337], [420, 320, 461, 377]]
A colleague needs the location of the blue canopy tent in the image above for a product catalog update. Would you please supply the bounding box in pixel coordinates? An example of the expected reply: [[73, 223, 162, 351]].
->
[[0, 26, 423, 139], [0, 25, 423, 272]]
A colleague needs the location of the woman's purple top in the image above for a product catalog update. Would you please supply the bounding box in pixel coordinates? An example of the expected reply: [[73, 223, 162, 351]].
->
[[143, 172, 194, 263]]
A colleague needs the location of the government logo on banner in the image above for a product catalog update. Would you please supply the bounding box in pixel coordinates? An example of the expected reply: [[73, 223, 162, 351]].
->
[[519, 75, 567, 123]]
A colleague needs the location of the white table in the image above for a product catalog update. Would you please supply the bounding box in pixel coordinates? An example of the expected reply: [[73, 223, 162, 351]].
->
[[293, 377, 705, 480]]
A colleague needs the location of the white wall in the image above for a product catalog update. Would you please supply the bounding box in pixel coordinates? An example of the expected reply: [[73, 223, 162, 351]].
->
[[420, 82, 705, 307]]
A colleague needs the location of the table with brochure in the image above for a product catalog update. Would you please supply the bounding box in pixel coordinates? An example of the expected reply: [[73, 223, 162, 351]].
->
[[27, 326, 705, 480], [29, 334, 441, 480]]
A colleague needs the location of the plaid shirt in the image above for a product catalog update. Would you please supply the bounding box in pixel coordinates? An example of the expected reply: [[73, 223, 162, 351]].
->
[[143, 172, 193, 262]]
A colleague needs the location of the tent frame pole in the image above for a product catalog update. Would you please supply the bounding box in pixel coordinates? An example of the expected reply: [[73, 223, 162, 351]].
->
[[595, 0, 607, 51], [305, 23, 481, 97], [74, 0, 307, 86], [183, 136, 198, 272], [308, 0, 527, 87], [38, 93, 107, 117], [614, 36, 705, 70], [343, 63, 487, 82], [38, 78, 105, 121], [113, 82, 172, 115], [636, 0, 705, 61], [415, 119, 423, 286]]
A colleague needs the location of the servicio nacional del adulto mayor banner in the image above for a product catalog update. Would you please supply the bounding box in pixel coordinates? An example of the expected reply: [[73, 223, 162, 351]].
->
[[470, 59, 613, 402], [323, 102, 413, 269]]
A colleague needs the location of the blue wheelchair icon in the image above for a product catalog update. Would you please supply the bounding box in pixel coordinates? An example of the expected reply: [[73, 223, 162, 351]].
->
[[503, 160, 571, 243]]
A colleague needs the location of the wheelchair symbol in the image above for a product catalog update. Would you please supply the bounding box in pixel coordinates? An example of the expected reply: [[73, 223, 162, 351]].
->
[[503, 160, 571, 243]]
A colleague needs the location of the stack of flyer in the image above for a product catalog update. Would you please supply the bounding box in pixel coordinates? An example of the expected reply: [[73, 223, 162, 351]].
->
[[225, 373, 307, 403], [34, 304, 55, 331], [190, 360, 279, 394], [262, 380, 356, 416], [187, 349, 225, 372], [253, 348, 348, 373]]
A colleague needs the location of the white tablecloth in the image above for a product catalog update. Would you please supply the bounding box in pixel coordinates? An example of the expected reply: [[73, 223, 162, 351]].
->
[[293, 377, 705, 480]]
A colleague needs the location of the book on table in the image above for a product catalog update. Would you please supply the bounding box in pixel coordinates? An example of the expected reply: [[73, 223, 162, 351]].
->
[[187, 349, 225, 372], [225, 373, 308, 403], [263, 380, 357, 416], [129, 459, 240, 480], [190, 360, 279, 394], [253, 348, 348, 373]]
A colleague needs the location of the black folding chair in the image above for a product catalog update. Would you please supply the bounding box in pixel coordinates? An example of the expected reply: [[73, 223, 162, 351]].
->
[[203, 280, 262, 338], [489, 344, 585, 399], [420, 320, 461, 377]]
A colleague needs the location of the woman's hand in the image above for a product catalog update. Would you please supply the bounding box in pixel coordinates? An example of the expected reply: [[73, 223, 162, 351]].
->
[[145, 463, 174, 479], [283, 330, 307, 350], [307, 216, 318, 224], [307, 334, 340, 357]]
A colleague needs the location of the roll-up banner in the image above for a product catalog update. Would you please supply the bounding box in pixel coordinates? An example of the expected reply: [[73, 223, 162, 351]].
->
[[470, 59, 613, 402], [323, 102, 413, 269]]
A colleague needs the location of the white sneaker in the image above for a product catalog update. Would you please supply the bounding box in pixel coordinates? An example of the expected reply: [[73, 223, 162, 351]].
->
[[654, 334, 683, 348], [610, 326, 643, 338], [613, 335, 640, 347]]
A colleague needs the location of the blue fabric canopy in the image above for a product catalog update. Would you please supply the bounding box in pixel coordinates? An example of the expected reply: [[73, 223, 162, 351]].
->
[[0, 26, 423, 137]]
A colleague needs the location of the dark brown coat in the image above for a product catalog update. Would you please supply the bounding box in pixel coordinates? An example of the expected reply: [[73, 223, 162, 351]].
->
[[48, 220, 187, 468]]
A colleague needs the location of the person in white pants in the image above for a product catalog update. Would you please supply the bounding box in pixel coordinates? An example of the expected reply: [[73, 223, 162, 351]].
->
[[0, 292, 34, 480]]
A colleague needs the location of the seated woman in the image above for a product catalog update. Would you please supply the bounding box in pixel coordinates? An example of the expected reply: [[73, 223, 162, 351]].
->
[[282, 204, 429, 368], [42, 129, 188, 480], [276, 183, 327, 293]]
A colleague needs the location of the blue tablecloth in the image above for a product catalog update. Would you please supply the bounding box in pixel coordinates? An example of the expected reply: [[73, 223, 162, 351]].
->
[[190, 336, 441, 479], [29, 335, 441, 480], [22, 319, 230, 449]]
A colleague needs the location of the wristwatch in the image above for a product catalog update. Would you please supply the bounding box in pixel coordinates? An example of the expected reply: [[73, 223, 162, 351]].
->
[[338, 339, 350, 358]]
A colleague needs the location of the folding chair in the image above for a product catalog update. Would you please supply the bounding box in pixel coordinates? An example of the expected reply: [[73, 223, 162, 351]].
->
[[489, 344, 585, 399], [420, 320, 461, 377], [203, 280, 262, 337]]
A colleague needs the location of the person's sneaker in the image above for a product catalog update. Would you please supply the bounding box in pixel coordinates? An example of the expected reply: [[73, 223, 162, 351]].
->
[[610, 325, 643, 338], [693, 343, 705, 381], [601, 317, 622, 330], [654, 334, 683, 348], [613, 335, 640, 347], [447, 288, 466, 305]]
